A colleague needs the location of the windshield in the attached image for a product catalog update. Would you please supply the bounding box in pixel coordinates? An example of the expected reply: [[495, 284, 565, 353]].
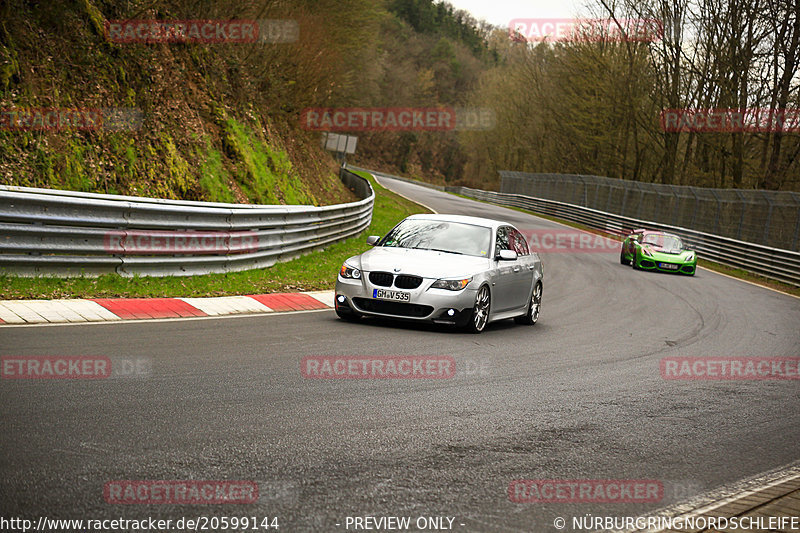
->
[[379, 219, 492, 257], [642, 234, 683, 251]]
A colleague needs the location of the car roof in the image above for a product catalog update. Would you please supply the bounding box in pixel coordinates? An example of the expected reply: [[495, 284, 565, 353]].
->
[[406, 213, 512, 229]]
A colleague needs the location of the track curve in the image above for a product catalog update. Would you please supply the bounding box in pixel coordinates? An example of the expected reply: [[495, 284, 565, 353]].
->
[[1, 173, 798, 531]]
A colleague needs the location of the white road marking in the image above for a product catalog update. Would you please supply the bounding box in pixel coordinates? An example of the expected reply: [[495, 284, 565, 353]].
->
[[0, 299, 122, 324], [58, 299, 121, 321], [0, 302, 27, 324], [180, 296, 272, 316], [303, 290, 335, 307], [696, 265, 800, 299], [0, 307, 332, 328], [0, 300, 61, 323]]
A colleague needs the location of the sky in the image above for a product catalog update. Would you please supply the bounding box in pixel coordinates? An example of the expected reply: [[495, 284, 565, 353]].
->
[[446, 0, 588, 29]]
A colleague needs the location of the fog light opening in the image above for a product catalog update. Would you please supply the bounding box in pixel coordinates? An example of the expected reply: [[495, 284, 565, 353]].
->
[[337, 295, 346, 304]]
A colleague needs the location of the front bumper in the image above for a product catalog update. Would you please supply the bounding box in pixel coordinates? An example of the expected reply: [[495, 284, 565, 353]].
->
[[636, 256, 696, 275], [335, 275, 478, 326]]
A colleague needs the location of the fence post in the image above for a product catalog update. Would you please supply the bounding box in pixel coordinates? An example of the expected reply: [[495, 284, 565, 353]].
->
[[709, 188, 722, 236], [792, 193, 800, 252], [671, 185, 680, 226], [761, 191, 774, 247], [621, 184, 630, 219], [573, 175, 583, 206], [636, 182, 645, 221], [594, 179, 601, 209], [734, 190, 746, 240]]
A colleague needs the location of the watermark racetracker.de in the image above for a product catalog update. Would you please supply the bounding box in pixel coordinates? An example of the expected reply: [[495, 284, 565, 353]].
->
[[0, 107, 143, 131], [509, 18, 663, 42], [508, 479, 663, 503], [518, 229, 620, 254], [660, 108, 800, 133], [301, 356, 456, 379], [103, 230, 260, 255], [661, 357, 800, 380], [299, 107, 495, 132], [105, 19, 298, 44], [1, 356, 151, 379], [104, 480, 258, 504]]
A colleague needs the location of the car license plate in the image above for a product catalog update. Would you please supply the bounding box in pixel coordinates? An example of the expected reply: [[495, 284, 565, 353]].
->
[[659, 263, 679, 270], [373, 289, 410, 301]]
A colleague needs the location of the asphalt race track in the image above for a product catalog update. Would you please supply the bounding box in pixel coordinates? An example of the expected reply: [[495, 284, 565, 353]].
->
[[1, 175, 799, 532]]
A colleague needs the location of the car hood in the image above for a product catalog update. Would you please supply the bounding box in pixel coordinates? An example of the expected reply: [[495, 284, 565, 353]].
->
[[356, 247, 492, 278], [642, 245, 694, 260]]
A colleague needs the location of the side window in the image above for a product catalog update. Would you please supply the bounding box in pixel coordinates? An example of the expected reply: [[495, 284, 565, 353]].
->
[[510, 229, 529, 255], [495, 226, 510, 255]]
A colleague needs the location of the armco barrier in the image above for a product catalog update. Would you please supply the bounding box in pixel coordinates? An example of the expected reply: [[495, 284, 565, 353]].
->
[[0, 168, 373, 277], [450, 186, 800, 287]]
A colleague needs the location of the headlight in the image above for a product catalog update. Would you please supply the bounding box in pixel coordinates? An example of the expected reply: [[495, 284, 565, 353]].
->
[[686, 251, 695, 261], [339, 263, 361, 279], [430, 277, 472, 291], [641, 246, 653, 257]]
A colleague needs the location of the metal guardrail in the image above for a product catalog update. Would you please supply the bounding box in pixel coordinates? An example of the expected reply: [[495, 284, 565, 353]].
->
[[449, 186, 800, 287], [0, 168, 374, 277]]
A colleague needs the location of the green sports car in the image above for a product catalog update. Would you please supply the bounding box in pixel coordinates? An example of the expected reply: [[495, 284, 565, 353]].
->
[[620, 230, 697, 275]]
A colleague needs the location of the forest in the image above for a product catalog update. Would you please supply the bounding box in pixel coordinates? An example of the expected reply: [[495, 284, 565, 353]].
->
[[0, 0, 797, 200]]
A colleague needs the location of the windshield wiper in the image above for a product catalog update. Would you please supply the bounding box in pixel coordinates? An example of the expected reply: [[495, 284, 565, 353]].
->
[[423, 247, 465, 255]]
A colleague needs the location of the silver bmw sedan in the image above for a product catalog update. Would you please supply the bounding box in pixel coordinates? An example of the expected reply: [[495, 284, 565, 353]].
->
[[334, 214, 543, 333]]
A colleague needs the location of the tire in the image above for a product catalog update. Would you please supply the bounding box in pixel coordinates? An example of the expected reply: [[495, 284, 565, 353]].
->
[[620, 251, 630, 265], [465, 285, 491, 333], [515, 282, 542, 325], [631, 253, 639, 269]]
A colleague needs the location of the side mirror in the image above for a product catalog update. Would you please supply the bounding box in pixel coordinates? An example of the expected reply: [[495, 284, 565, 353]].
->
[[497, 249, 518, 261], [366, 236, 380, 246]]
